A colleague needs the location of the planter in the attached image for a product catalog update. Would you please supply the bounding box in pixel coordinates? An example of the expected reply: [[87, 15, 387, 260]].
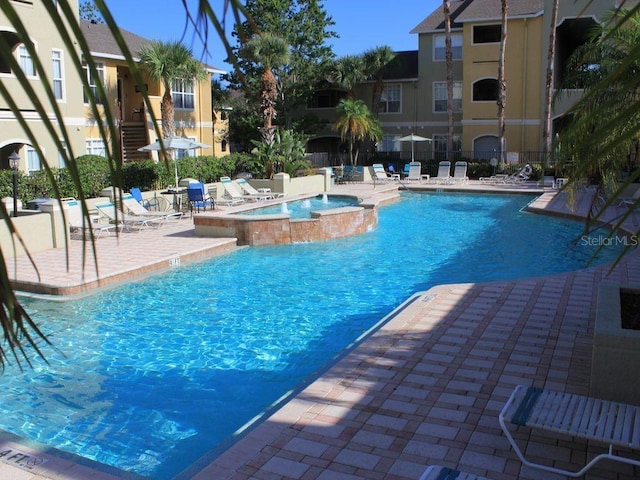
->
[[591, 282, 640, 404]]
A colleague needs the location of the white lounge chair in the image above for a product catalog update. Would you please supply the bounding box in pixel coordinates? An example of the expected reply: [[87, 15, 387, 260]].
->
[[372, 163, 394, 182], [122, 193, 183, 222], [500, 384, 640, 477], [452, 161, 469, 184], [420, 465, 491, 480], [65, 199, 119, 238], [220, 178, 259, 203], [405, 161, 423, 182], [96, 202, 163, 231], [236, 178, 283, 199], [430, 161, 452, 184]]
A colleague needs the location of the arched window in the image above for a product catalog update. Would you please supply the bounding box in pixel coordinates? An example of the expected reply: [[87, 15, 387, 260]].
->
[[473, 78, 499, 102]]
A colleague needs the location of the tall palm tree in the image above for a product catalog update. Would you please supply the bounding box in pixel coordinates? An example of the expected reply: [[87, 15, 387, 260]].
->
[[244, 32, 289, 144], [497, 0, 509, 170], [138, 40, 207, 144], [334, 98, 382, 166], [542, 0, 559, 166], [443, 0, 455, 161], [363, 46, 396, 116]]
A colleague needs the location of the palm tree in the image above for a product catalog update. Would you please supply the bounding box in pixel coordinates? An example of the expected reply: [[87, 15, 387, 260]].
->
[[363, 46, 396, 116], [443, 0, 454, 161], [138, 40, 207, 144], [542, 0, 559, 167], [244, 32, 289, 144], [334, 98, 382, 166], [329, 54, 366, 99], [497, 0, 508, 170]]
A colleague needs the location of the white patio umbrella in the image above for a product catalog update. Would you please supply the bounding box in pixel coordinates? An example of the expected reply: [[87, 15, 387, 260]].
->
[[398, 133, 432, 162], [138, 136, 211, 188]]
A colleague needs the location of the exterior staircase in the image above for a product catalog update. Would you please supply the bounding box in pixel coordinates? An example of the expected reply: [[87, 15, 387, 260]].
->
[[121, 123, 149, 162]]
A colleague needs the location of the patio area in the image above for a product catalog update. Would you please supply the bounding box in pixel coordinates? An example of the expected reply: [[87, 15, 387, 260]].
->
[[2, 181, 639, 480]]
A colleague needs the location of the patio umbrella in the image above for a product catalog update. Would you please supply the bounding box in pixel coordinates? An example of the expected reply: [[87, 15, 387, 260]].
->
[[398, 134, 431, 162], [138, 136, 211, 188]]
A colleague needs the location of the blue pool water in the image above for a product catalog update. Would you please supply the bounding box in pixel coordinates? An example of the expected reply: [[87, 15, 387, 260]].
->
[[7, 192, 622, 479], [242, 194, 357, 219]]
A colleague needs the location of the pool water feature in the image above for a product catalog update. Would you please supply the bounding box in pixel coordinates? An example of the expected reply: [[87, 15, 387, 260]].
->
[[242, 193, 357, 219], [6, 192, 623, 479]]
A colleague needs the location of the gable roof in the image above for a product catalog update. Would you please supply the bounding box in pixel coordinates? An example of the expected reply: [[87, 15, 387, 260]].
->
[[80, 20, 225, 74], [411, 0, 544, 34]]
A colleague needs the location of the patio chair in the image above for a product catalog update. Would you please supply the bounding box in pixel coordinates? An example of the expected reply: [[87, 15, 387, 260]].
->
[[430, 161, 453, 184], [401, 163, 410, 178], [405, 161, 422, 182], [372, 163, 394, 182], [236, 178, 283, 199], [499, 384, 640, 477], [123, 193, 183, 222], [130, 186, 166, 211], [419, 465, 492, 480], [452, 161, 469, 184], [221, 177, 260, 203], [65, 198, 119, 238], [186, 182, 214, 212], [96, 202, 163, 231]]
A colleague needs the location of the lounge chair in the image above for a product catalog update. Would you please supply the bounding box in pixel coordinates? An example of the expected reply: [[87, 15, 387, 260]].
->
[[404, 161, 422, 182], [499, 384, 640, 477], [65, 199, 119, 238], [505, 164, 532, 183], [221, 177, 261, 203], [372, 163, 394, 182], [343, 165, 364, 182], [187, 183, 214, 212], [122, 193, 183, 222], [420, 465, 491, 480], [616, 187, 640, 209], [236, 178, 284, 199], [430, 161, 452, 184], [452, 161, 469, 184], [96, 202, 163, 231]]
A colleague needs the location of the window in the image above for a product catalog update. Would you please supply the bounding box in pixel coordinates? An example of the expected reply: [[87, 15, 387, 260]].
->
[[172, 78, 195, 109], [86, 139, 106, 156], [379, 84, 401, 113], [18, 44, 35, 76], [58, 140, 67, 168], [25, 146, 41, 173], [473, 78, 499, 101], [473, 24, 502, 44], [434, 34, 462, 61], [82, 60, 104, 104], [434, 81, 462, 112], [52, 50, 64, 100], [378, 134, 400, 152]]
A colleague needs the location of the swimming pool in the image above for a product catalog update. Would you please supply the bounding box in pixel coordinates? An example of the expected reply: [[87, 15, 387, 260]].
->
[[242, 194, 358, 219], [7, 192, 621, 479]]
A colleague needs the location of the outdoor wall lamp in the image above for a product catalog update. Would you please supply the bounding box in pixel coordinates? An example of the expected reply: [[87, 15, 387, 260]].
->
[[8, 151, 20, 218]]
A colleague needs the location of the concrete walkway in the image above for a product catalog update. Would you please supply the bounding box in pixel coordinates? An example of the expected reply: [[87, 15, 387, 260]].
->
[[2, 181, 639, 480]]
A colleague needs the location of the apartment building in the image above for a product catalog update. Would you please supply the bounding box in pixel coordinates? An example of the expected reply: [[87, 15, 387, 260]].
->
[[307, 0, 627, 165], [1, 0, 225, 174]]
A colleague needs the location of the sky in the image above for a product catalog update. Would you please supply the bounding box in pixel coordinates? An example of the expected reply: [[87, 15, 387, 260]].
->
[[103, 0, 443, 73]]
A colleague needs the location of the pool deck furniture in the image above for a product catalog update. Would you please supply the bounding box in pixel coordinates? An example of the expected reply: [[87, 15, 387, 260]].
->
[[65, 198, 120, 238], [220, 177, 262, 203], [372, 163, 395, 182], [187, 184, 214, 213], [96, 202, 164, 231], [235, 178, 279, 200], [405, 161, 423, 182], [452, 161, 469, 184], [430, 161, 453, 184], [122, 193, 183, 222], [499, 384, 640, 477], [419, 465, 492, 480]]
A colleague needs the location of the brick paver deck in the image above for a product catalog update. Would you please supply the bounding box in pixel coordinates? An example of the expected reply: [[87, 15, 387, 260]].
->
[[2, 182, 639, 480]]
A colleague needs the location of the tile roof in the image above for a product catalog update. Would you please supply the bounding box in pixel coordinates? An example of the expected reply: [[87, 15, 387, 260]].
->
[[411, 0, 544, 34]]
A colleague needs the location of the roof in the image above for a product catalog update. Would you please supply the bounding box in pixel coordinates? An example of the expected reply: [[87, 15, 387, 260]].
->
[[411, 0, 544, 34], [380, 51, 418, 80], [80, 20, 225, 74]]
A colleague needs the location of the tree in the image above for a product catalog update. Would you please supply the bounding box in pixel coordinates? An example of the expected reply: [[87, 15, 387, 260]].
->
[[497, 0, 508, 170], [244, 33, 290, 144], [558, 6, 640, 209], [137, 40, 207, 145], [328, 54, 366, 99], [79, 0, 103, 23], [229, 0, 336, 131], [363, 46, 396, 116], [443, 0, 454, 161], [542, 0, 559, 167], [333, 98, 382, 166]]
